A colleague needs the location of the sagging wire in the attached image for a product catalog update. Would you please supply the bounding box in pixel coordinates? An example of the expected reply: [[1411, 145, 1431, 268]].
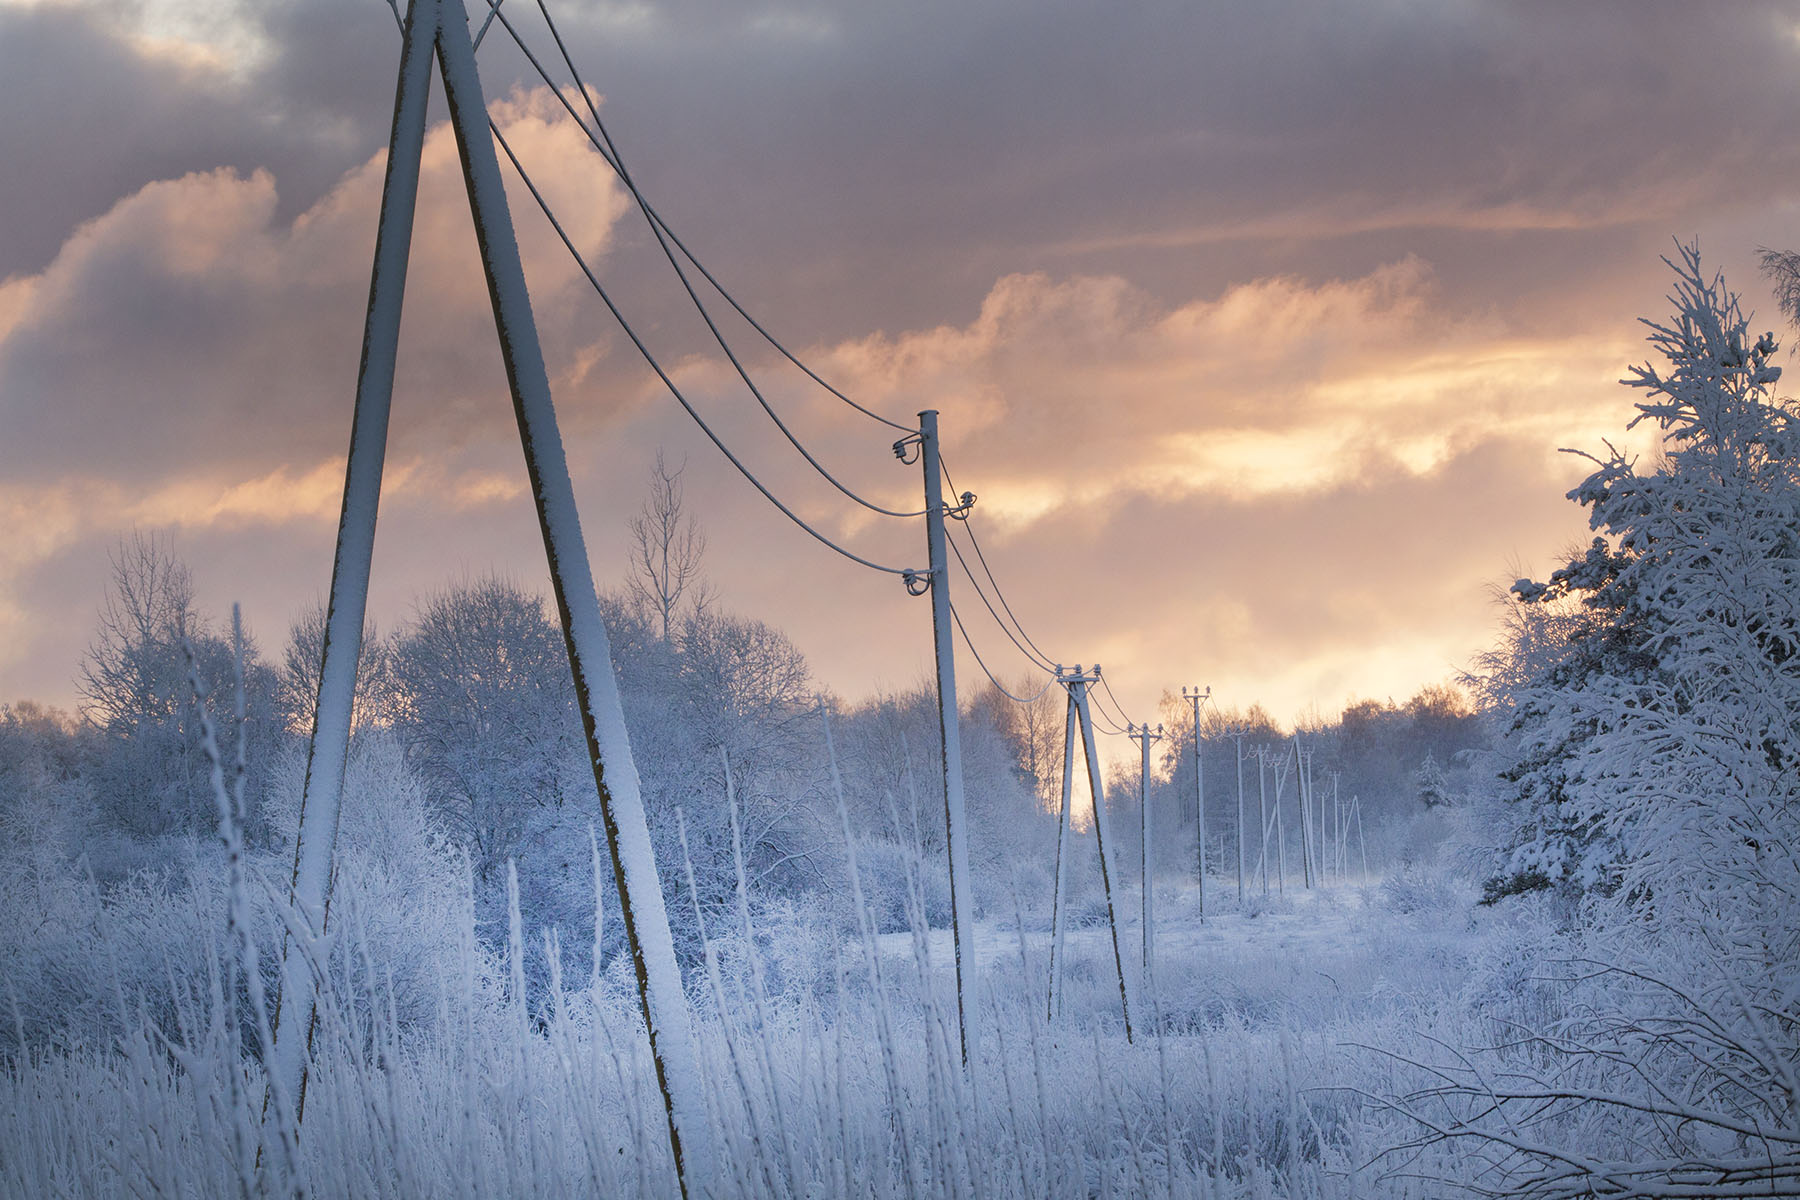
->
[[940, 456, 1059, 672], [945, 531, 1056, 678], [491, 120, 916, 578], [1096, 672, 1138, 732], [487, 0, 924, 492], [949, 600, 1056, 705]]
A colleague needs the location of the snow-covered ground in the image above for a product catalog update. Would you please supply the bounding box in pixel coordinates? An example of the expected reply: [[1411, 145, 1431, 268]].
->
[[0, 858, 1527, 1199]]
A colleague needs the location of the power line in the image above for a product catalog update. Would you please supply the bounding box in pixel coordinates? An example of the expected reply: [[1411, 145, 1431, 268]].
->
[[1095, 673, 1137, 732], [1086, 697, 1128, 736], [529, 0, 922, 518], [487, 0, 920, 458], [948, 600, 1055, 705], [490, 120, 915, 578], [939, 457, 1059, 670], [945, 530, 1056, 677]]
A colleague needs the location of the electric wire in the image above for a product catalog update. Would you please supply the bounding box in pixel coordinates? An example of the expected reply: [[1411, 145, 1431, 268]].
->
[[939, 457, 1059, 670], [488, 0, 920, 448], [956, 520, 1058, 671], [1086, 698, 1127, 736], [490, 119, 914, 577], [945, 530, 1056, 678], [527, 0, 924, 518], [473, 0, 503, 48], [948, 600, 1056, 705], [1097, 673, 1138, 731]]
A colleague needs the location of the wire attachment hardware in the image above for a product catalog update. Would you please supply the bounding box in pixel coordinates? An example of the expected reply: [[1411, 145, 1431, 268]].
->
[[948, 491, 976, 520], [893, 434, 923, 464], [903, 568, 933, 596]]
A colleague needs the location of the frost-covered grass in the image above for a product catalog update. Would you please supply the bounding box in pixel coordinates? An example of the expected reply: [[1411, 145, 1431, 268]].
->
[[0, 842, 1537, 1199]]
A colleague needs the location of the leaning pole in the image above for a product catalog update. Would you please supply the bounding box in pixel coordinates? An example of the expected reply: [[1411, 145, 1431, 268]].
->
[[274, 3, 712, 1193], [271, 0, 438, 1121]]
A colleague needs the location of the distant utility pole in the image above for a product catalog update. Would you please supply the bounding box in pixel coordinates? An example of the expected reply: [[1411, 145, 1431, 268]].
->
[[1270, 748, 1290, 896], [1181, 686, 1209, 922], [1231, 728, 1248, 903], [1256, 746, 1271, 894], [1046, 674, 1077, 1020], [1330, 771, 1343, 883], [1128, 721, 1165, 978], [1296, 740, 1315, 889], [1047, 665, 1133, 1040]]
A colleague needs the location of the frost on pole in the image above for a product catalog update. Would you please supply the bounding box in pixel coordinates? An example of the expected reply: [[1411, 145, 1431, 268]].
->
[[274, 2, 712, 1192], [434, 5, 712, 1191], [272, 0, 440, 1117], [1073, 674, 1133, 1041], [1045, 688, 1078, 1019], [917, 408, 977, 1070]]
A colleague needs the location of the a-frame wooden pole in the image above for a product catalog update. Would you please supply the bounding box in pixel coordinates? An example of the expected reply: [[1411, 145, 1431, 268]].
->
[[273, 0, 440, 1121], [435, 6, 711, 1189], [275, 4, 712, 1192], [1072, 674, 1134, 1042]]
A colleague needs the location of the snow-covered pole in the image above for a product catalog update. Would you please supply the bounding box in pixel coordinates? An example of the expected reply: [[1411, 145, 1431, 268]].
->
[[1182, 687, 1207, 922], [1045, 678, 1077, 1020], [434, 6, 713, 1192], [1354, 793, 1370, 878], [271, 0, 440, 1120], [1233, 730, 1246, 904], [1297, 741, 1314, 889], [1073, 674, 1134, 1042], [1256, 746, 1270, 894], [917, 408, 976, 1071], [1272, 749, 1289, 895], [1128, 721, 1162, 977]]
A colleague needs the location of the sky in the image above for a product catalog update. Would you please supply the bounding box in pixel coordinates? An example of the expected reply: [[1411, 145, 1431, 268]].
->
[[3, 0, 1800, 739]]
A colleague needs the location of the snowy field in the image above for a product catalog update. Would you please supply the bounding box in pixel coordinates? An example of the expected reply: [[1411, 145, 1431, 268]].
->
[[0, 846, 1545, 1199]]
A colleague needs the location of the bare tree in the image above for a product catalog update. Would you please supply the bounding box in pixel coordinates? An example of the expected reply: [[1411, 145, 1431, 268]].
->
[[77, 532, 279, 840], [79, 532, 199, 736], [1759, 245, 1800, 330], [277, 604, 394, 736], [627, 451, 712, 641]]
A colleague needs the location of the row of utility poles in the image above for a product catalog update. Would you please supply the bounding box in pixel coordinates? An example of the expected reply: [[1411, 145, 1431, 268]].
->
[[1045, 695, 1374, 1029], [298, 8, 1371, 1197]]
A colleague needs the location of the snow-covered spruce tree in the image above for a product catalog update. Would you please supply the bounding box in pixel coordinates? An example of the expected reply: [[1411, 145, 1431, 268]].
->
[[1410, 247, 1800, 1195], [1492, 245, 1800, 922]]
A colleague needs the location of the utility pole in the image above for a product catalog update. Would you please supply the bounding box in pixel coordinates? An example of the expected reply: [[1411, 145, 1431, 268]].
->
[[1271, 748, 1289, 895], [1232, 728, 1247, 903], [277, 4, 714, 1193], [1354, 793, 1370, 878], [1296, 740, 1315, 889], [1256, 746, 1271, 894], [1331, 772, 1342, 882], [1182, 686, 1208, 922], [1127, 721, 1164, 979], [911, 409, 976, 1069], [1058, 666, 1133, 1040], [1046, 673, 1076, 1020]]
